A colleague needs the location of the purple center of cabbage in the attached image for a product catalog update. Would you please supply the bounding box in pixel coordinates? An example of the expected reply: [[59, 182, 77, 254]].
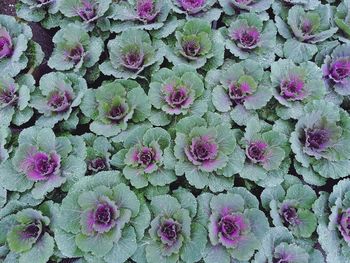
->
[[65, 44, 84, 64], [107, 104, 127, 123], [164, 84, 190, 109], [228, 82, 252, 104], [187, 136, 218, 164], [121, 51, 144, 70], [77, 0, 97, 22], [216, 213, 247, 247], [47, 91, 72, 113], [246, 141, 268, 163], [301, 19, 313, 34], [179, 0, 205, 14], [137, 0, 159, 22], [232, 27, 261, 50], [158, 219, 181, 245], [280, 76, 305, 101], [22, 222, 41, 239], [329, 60, 350, 83], [0, 84, 17, 106], [182, 40, 201, 58], [0, 29, 13, 59], [137, 147, 156, 166], [280, 204, 300, 226], [88, 157, 107, 172], [94, 204, 113, 225], [305, 128, 330, 152], [338, 208, 350, 243]]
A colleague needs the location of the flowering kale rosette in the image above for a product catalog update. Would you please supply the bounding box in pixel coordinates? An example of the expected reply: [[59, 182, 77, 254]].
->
[[170, 0, 221, 22], [55, 171, 150, 263], [261, 175, 317, 238], [139, 189, 206, 263], [0, 127, 86, 199], [335, 0, 350, 38], [111, 125, 176, 189], [0, 202, 57, 263], [148, 64, 207, 126], [100, 29, 163, 79], [165, 18, 224, 70], [83, 134, 113, 175], [48, 23, 103, 74], [81, 79, 151, 137], [0, 15, 43, 77], [291, 101, 350, 186], [314, 179, 350, 263], [271, 59, 326, 120], [238, 118, 289, 187], [59, 0, 112, 31], [322, 44, 350, 102], [219, 0, 273, 16], [173, 114, 245, 192], [275, 4, 338, 63], [0, 74, 35, 127], [30, 72, 87, 129], [197, 189, 269, 262], [108, 0, 173, 34], [254, 226, 324, 263], [16, 0, 60, 26], [220, 13, 277, 68], [211, 59, 272, 126], [272, 0, 320, 20]]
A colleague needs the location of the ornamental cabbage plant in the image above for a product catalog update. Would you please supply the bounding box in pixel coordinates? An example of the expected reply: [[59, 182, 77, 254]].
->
[[211, 59, 272, 126], [291, 100, 350, 186], [173, 113, 245, 192], [314, 179, 350, 263], [148, 64, 207, 126], [48, 23, 103, 74], [0, 74, 35, 127], [271, 59, 326, 120], [220, 13, 277, 68], [140, 189, 206, 263], [197, 188, 270, 262], [0, 127, 86, 199], [111, 124, 176, 189], [55, 171, 150, 263], [165, 19, 224, 70], [30, 72, 87, 129], [275, 4, 338, 63], [100, 29, 163, 79], [261, 175, 317, 238], [0, 15, 43, 77], [81, 79, 151, 137]]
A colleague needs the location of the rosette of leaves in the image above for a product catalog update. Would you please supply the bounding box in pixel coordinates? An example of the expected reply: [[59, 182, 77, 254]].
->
[[272, 0, 320, 20], [238, 118, 290, 187], [0, 127, 87, 199], [219, 0, 273, 16], [164, 18, 224, 70], [335, 0, 350, 38], [108, 0, 174, 35], [275, 4, 338, 63], [0, 74, 35, 127], [138, 189, 206, 263], [59, 0, 112, 31], [148, 64, 207, 126], [291, 100, 350, 186], [48, 23, 103, 75], [271, 59, 326, 120], [170, 0, 221, 22], [197, 189, 270, 262], [55, 171, 150, 263], [100, 29, 163, 79], [314, 179, 350, 263], [16, 0, 61, 28], [211, 59, 272, 126], [220, 13, 277, 68], [111, 124, 176, 189], [254, 227, 324, 263], [322, 44, 350, 103], [172, 113, 245, 192], [0, 15, 43, 77], [81, 79, 151, 137], [0, 202, 58, 263], [261, 175, 317, 239], [83, 134, 113, 175], [30, 72, 87, 129]]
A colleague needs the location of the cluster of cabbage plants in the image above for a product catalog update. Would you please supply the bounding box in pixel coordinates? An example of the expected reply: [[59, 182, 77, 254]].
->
[[1, 0, 350, 262]]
